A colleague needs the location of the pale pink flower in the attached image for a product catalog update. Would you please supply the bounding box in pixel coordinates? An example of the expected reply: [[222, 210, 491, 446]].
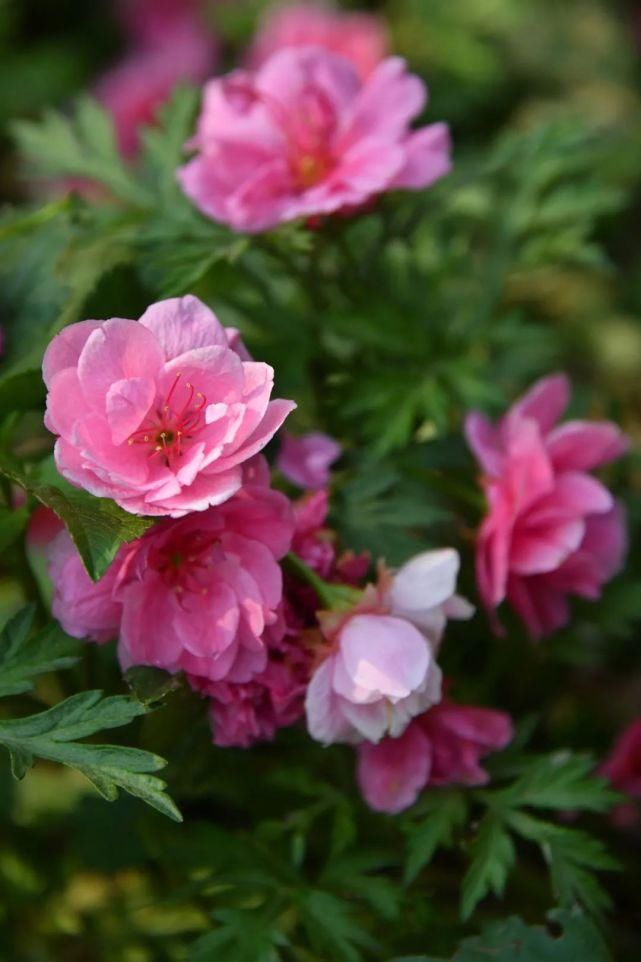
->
[[43, 296, 295, 517], [386, 548, 474, 650], [305, 611, 442, 745], [116, 483, 294, 682], [357, 699, 513, 813], [96, 17, 216, 158], [248, 2, 389, 80], [178, 48, 451, 233], [278, 431, 341, 489], [600, 719, 641, 828], [465, 374, 629, 638]]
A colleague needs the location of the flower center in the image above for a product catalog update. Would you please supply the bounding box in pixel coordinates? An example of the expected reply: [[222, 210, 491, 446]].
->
[[151, 531, 221, 602], [127, 372, 207, 467], [224, 75, 337, 191]]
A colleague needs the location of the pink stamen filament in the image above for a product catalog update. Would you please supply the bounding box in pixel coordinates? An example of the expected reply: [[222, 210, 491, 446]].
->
[[127, 372, 207, 465]]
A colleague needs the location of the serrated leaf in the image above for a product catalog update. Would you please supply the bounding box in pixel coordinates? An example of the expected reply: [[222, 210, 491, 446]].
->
[[461, 815, 515, 920], [12, 97, 145, 206], [0, 607, 80, 698], [0, 456, 154, 581], [495, 752, 618, 814], [451, 909, 612, 962], [188, 909, 287, 962], [403, 791, 467, 883], [0, 689, 181, 821]]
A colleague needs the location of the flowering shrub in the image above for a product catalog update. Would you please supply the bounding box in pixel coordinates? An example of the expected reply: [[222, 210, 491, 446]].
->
[[0, 1, 640, 960]]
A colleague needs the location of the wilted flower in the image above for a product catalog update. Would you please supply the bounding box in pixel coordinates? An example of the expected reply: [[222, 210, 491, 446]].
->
[[465, 374, 628, 637], [357, 699, 513, 813], [178, 48, 451, 233], [43, 296, 294, 517], [248, 2, 389, 80]]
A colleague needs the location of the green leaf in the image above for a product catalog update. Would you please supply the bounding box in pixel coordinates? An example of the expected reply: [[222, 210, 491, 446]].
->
[[403, 791, 467, 883], [461, 814, 515, 920], [125, 666, 184, 706], [451, 909, 612, 962], [0, 456, 154, 581], [189, 909, 287, 962], [0, 689, 181, 821], [495, 752, 618, 814], [506, 812, 618, 913], [12, 97, 145, 206], [0, 606, 80, 698], [298, 889, 377, 962]]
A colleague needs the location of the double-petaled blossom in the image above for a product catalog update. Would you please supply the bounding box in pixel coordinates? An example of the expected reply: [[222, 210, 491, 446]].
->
[[304, 549, 471, 746], [47, 476, 295, 684], [178, 48, 451, 233], [277, 431, 342, 490], [248, 2, 389, 80], [465, 374, 629, 638], [43, 296, 295, 517], [357, 699, 514, 813], [600, 719, 641, 827], [189, 618, 312, 748]]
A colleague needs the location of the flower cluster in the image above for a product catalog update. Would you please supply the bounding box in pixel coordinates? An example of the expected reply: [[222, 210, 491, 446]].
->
[[36, 6, 631, 821]]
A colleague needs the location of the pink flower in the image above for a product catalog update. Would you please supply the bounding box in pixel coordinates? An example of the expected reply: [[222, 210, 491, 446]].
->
[[178, 48, 451, 233], [96, 17, 216, 158], [305, 611, 442, 745], [116, 483, 294, 682], [248, 2, 389, 80], [43, 296, 295, 517], [46, 528, 127, 643], [357, 699, 513, 814], [465, 374, 629, 638], [277, 431, 341, 489], [600, 719, 641, 827]]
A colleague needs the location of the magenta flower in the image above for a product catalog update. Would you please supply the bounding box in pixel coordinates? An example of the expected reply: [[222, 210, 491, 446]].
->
[[47, 479, 294, 684], [357, 700, 513, 814], [277, 431, 342, 489], [190, 617, 312, 748], [43, 296, 295, 517], [177, 48, 451, 233], [600, 719, 641, 827], [96, 17, 216, 159], [465, 374, 629, 637], [116, 483, 294, 682], [248, 2, 389, 80]]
